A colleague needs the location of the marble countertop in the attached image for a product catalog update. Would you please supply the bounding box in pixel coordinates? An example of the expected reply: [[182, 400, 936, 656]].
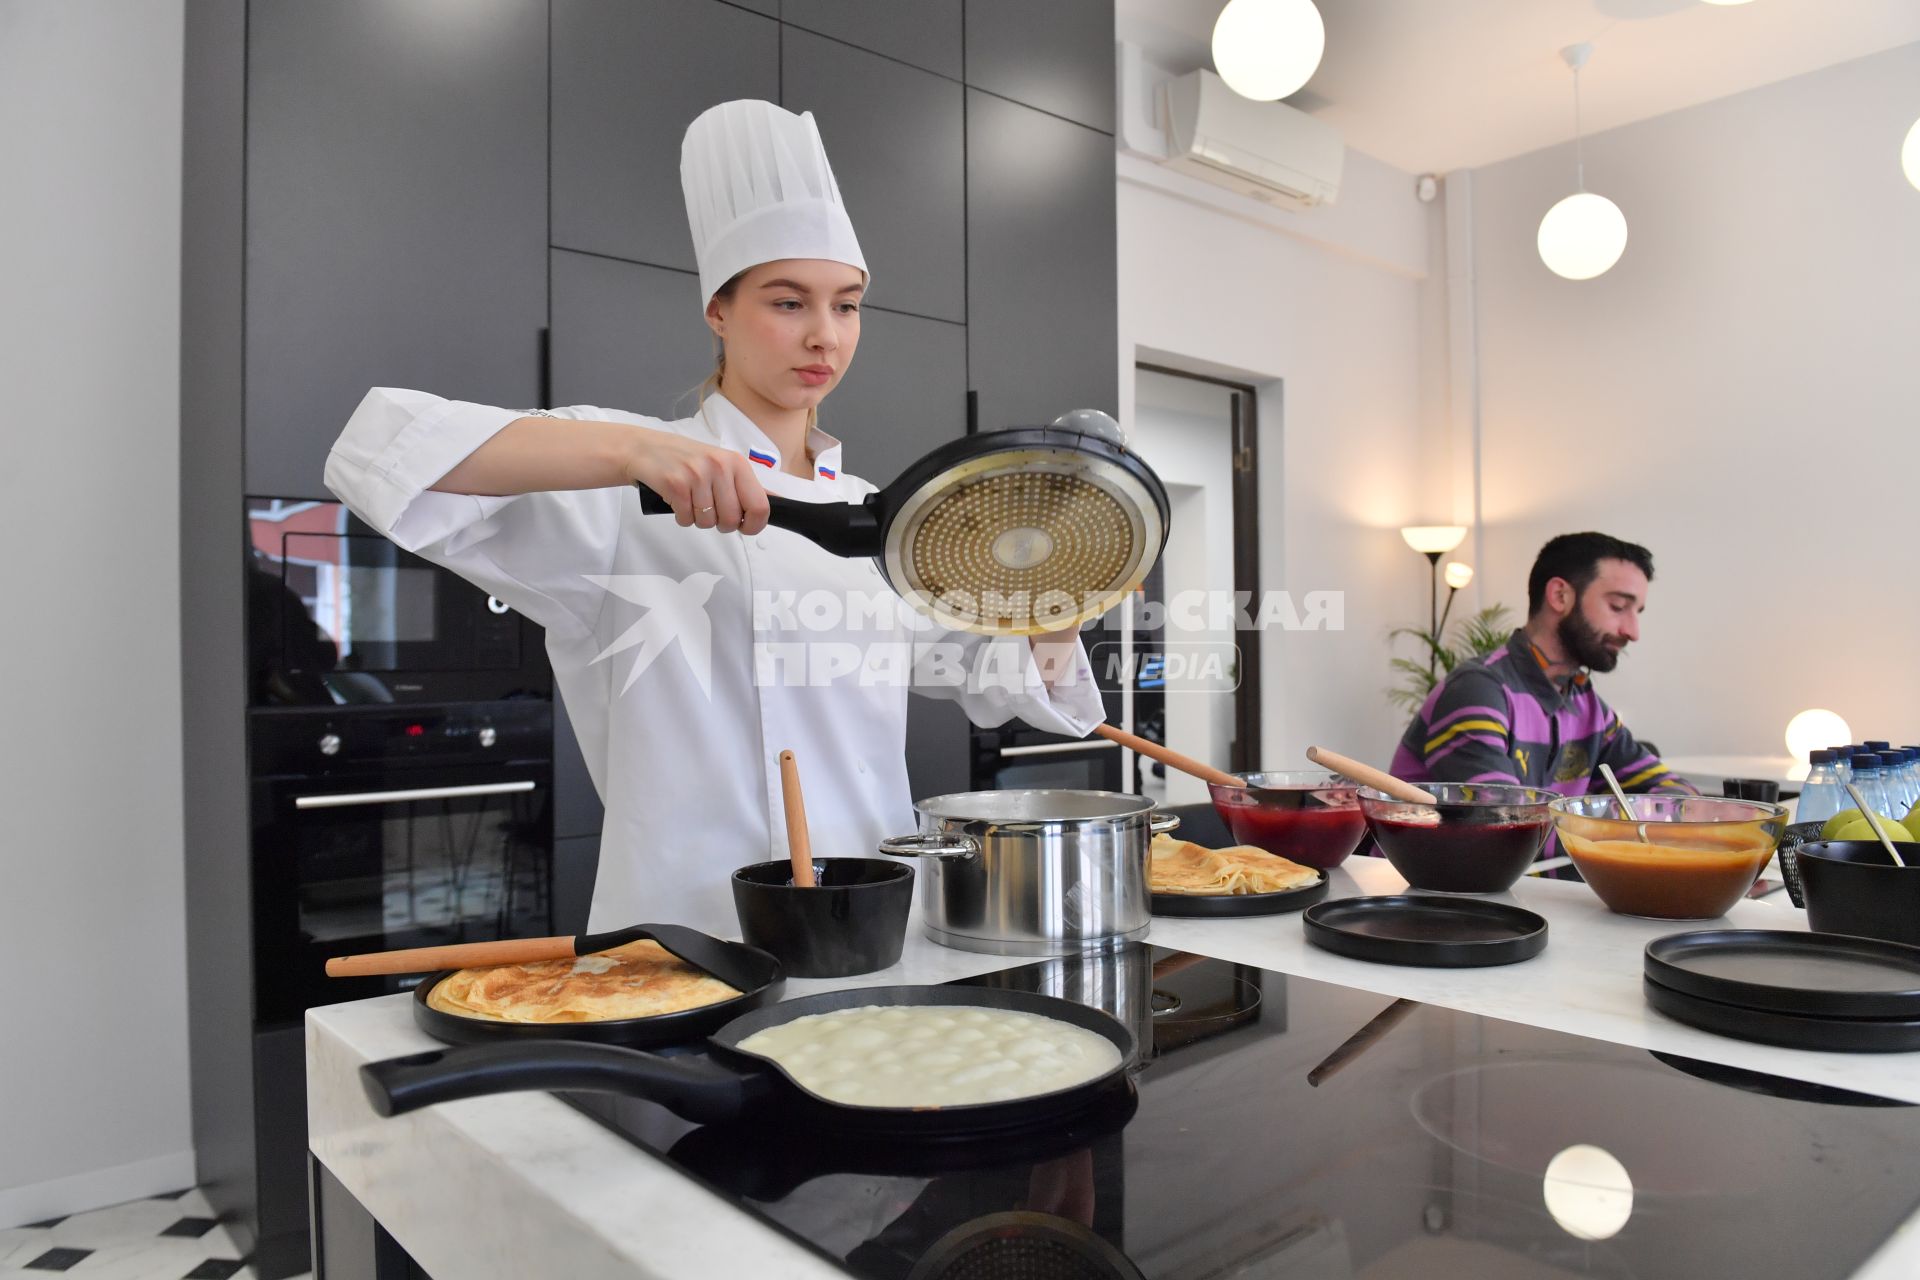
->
[[307, 857, 1920, 1280]]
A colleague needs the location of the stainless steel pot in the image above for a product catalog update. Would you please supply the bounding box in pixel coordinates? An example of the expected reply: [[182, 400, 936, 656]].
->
[[879, 790, 1178, 956]]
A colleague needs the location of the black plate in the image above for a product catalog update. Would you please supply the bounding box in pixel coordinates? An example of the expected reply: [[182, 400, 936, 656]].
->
[[1302, 895, 1547, 967], [1644, 976, 1920, 1054], [1648, 1050, 1915, 1107], [410, 934, 784, 1048], [1151, 870, 1329, 917], [1646, 929, 1920, 1020]]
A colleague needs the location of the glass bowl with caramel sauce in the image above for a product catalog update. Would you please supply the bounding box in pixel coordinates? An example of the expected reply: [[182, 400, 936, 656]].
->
[[1549, 794, 1788, 919]]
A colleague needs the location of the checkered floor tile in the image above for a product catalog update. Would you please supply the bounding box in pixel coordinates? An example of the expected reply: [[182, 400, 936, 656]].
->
[[0, 1188, 308, 1280]]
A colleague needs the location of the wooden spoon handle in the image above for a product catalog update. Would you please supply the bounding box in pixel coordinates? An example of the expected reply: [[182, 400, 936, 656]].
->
[[325, 936, 576, 978], [1307, 998, 1421, 1087], [1305, 746, 1436, 804], [1093, 723, 1241, 789], [779, 749, 816, 887]]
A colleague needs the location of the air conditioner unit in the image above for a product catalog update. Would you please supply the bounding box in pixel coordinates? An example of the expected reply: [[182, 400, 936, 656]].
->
[[1160, 68, 1344, 209]]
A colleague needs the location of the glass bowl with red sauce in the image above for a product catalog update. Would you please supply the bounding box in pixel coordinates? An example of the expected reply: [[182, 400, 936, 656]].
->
[[1206, 771, 1367, 869], [1550, 794, 1787, 919], [1358, 783, 1556, 892]]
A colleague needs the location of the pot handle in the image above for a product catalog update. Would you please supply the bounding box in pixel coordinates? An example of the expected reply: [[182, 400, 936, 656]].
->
[[878, 833, 979, 861], [1149, 811, 1182, 836]]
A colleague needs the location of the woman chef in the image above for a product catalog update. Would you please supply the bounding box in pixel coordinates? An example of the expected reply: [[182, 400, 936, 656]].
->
[[324, 100, 1104, 934]]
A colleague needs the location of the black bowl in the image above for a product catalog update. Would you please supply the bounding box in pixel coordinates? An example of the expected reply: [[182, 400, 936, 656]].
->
[[732, 857, 914, 978], [1796, 841, 1920, 947]]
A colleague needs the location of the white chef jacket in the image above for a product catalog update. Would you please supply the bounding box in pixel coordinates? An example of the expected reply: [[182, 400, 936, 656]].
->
[[324, 388, 1105, 934]]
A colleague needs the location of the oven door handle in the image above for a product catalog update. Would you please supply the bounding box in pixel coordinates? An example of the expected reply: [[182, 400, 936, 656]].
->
[[293, 780, 539, 810], [993, 740, 1122, 759]]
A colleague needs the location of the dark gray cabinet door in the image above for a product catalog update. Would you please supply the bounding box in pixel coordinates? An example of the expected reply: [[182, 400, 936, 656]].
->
[[965, 0, 1114, 132], [245, 0, 545, 499], [781, 0, 962, 80], [552, 0, 778, 271], [553, 687, 604, 840], [821, 306, 966, 483], [550, 250, 715, 415], [965, 91, 1117, 434], [553, 835, 602, 935], [782, 28, 965, 324]]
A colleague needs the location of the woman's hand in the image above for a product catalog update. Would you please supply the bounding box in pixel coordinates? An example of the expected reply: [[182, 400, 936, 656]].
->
[[627, 427, 772, 535]]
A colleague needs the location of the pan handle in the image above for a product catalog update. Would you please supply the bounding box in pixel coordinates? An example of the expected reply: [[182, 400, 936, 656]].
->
[[633, 483, 882, 558], [1149, 811, 1182, 836], [878, 833, 979, 862], [359, 1041, 757, 1124]]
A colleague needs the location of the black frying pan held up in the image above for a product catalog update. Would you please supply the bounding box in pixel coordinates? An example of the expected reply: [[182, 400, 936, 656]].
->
[[635, 420, 1170, 637], [362, 985, 1136, 1140]]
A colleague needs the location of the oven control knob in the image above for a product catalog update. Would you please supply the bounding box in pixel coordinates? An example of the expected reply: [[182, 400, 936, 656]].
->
[[318, 733, 342, 757], [478, 727, 497, 748]]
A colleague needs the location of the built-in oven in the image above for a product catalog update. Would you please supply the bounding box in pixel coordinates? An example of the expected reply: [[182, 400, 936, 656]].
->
[[970, 617, 1126, 791], [246, 498, 550, 707], [249, 701, 558, 1025]]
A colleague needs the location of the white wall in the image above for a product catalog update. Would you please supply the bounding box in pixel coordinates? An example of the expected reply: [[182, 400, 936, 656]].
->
[[1465, 42, 1920, 757], [0, 1, 193, 1222], [1119, 149, 1431, 769]]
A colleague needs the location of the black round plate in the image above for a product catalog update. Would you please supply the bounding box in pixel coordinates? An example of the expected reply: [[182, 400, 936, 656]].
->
[[1646, 929, 1920, 1020], [410, 935, 784, 1048], [1302, 895, 1547, 967], [1151, 871, 1329, 917], [1644, 976, 1920, 1054], [1648, 1050, 1915, 1107]]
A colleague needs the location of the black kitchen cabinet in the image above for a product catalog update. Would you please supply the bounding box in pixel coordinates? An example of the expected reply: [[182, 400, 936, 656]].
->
[[782, 27, 965, 324], [553, 834, 601, 935], [552, 0, 778, 273], [781, 0, 963, 81], [965, 0, 1115, 132], [819, 306, 967, 483], [549, 249, 715, 413], [965, 89, 1118, 433], [553, 689, 604, 841], [244, 0, 546, 499]]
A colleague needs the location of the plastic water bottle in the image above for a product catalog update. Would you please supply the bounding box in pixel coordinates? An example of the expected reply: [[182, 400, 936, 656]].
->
[[1830, 747, 1857, 785], [1795, 750, 1847, 828], [1890, 748, 1919, 813], [1849, 753, 1894, 821]]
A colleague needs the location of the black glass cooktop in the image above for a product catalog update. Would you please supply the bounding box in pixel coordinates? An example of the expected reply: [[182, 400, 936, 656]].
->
[[563, 948, 1920, 1280]]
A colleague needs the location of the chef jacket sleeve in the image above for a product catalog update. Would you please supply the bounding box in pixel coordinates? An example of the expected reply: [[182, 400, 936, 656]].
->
[[322, 386, 627, 635], [910, 628, 1106, 738]]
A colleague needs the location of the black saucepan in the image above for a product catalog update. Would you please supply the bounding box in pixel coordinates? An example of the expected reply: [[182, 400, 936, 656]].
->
[[363, 985, 1136, 1140], [636, 416, 1169, 636]]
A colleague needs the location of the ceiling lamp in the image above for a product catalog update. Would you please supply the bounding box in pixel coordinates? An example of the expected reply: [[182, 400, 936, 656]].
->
[[1904, 117, 1920, 192], [1537, 43, 1629, 281], [1211, 0, 1325, 102]]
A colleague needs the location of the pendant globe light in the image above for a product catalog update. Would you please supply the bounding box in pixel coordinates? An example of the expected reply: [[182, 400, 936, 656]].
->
[[1211, 0, 1325, 102], [1904, 116, 1920, 191], [1537, 43, 1629, 281]]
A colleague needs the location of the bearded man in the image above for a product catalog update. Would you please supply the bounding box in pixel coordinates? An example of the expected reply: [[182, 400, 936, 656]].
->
[[1390, 532, 1695, 804]]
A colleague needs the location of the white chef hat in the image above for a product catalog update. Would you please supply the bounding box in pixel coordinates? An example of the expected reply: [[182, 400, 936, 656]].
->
[[680, 99, 868, 306]]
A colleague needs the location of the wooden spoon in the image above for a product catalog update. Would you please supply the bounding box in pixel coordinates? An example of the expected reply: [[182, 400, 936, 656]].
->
[[1093, 722, 1241, 788], [779, 749, 817, 887], [1304, 746, 1436, 804]]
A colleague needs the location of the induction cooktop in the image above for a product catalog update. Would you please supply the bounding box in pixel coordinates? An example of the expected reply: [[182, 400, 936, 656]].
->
[[563, 948, 1920, 1280]]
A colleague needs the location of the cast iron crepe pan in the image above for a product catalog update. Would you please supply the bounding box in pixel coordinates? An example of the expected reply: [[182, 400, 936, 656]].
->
[[363, 985, 1136, 1139], [330, 924, 784, 1049], [407, 933, 784, 1050], [636, 415, 1169, 637]]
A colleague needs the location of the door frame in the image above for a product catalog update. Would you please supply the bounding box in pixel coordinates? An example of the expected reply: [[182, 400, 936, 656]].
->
[[1133, 362, 1264, 774]]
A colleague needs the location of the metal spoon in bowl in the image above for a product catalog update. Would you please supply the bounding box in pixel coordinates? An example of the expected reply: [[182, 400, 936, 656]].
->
[[1845, 781, 1909, 869], [1598, 763, 1649, 843]]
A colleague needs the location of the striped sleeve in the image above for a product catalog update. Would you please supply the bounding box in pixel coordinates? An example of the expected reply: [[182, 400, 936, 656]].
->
[[1596, 711, 1696, 794], [1406, 669, 1522, 786]]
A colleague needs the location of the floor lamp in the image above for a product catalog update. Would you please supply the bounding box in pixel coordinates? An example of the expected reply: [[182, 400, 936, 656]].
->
[[1400, 526, 1467, 677]]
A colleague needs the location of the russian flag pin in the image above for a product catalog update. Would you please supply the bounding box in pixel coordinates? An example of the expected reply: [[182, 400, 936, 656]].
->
[[817, 465, 836, 479], [747, 449, 776, 468]]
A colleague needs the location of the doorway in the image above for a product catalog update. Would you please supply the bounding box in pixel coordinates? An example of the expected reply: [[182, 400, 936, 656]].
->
[[1125, 364, 1264, 805]]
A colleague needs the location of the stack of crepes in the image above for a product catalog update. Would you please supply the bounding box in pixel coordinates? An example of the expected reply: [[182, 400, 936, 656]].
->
[[426, 939, 740, 1024], [1150, 833, 1320, 896]]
